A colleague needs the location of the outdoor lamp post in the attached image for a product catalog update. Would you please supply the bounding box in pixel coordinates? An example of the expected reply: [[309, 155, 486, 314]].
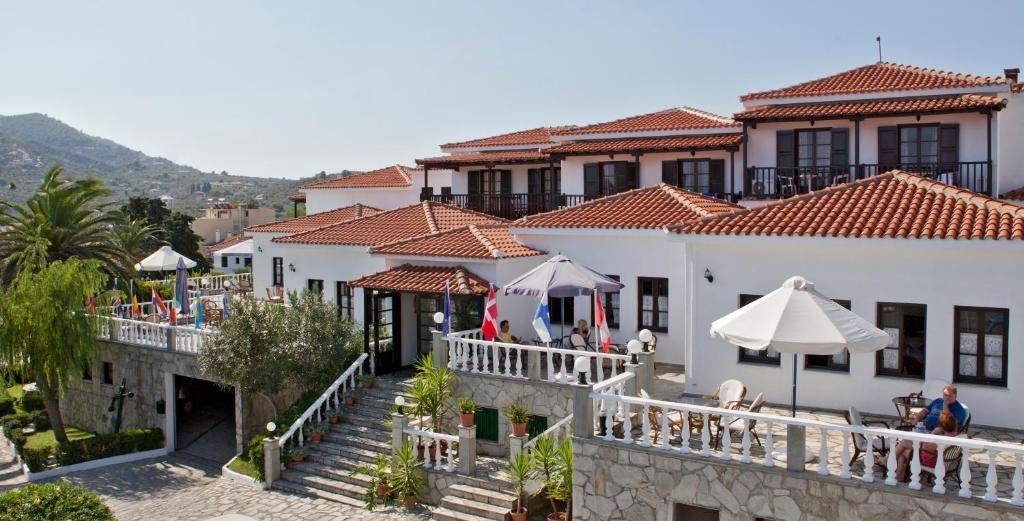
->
[[638, 329, 653, 352], [573, 356, 590, 385], [627, 339, 642, 365], [266, 421, 277, 437], [394, 396, 405, 415]]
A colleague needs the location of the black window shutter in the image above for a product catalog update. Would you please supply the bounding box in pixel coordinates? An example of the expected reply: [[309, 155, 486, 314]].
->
[[584, 163, 599, 198], [830, 128, 849, 168], [528, 169, 540, 194], [709, 159, 725, 195], [662, 160, 679, 186], [939, 124, 959, 167], [877, 126, 899, 168], [616, 162, 638, 192], [468, 171, 481, 195], [776, 130, 795, 168], [500, 170, 512, 194]]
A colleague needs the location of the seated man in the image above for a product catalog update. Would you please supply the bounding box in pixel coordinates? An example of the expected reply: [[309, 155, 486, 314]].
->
[[497, 320, 521, 344], [914, 385, 967, 431]]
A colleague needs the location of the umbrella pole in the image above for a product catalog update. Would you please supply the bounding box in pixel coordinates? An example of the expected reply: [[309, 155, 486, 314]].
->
[[560, 298, 565, 341], [791, 353, 797, 417]]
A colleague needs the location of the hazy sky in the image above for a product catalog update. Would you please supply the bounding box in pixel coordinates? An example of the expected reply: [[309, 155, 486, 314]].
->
[[3, 1, 1022, 179]]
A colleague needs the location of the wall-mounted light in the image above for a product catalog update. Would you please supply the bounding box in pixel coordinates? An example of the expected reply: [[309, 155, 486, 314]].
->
[[288, 263, 296, 272], [257, 246, 263, 252], [704, 268, 714, 283]]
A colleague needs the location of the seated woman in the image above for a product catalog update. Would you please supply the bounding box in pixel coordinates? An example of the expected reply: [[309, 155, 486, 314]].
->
[[894, 411, 957, 482], [573, 319, 590, 342]]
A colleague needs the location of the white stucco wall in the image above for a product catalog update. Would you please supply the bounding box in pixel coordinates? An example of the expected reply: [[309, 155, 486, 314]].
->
[[681, 236, 1024, 430], [211, 252, 251, 273], [448, 164, 544, 195], [246, 231, 289, 298], [997, 92, 1024, 196], [560, 150, 740, 195], [303, 170, 451, 214], [511, 230, 687, 365]]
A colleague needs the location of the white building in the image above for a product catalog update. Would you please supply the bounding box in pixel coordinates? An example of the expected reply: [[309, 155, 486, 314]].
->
[[300, 165, 451, 215], [208, 236, 253, 273]]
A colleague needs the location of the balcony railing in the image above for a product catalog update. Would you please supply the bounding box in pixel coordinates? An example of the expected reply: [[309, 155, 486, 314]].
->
[[91, 314, 216, 354], [745, 161, 991, 199], [428, 193, 587, 219]]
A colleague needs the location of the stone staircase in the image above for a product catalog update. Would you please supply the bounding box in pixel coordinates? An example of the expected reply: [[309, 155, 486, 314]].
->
[[272, 375, 516, 520]]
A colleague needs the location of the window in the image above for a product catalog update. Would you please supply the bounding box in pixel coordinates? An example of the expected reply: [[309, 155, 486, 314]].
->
[[549, 296, 575, 326], [737, 294, 781, 365], [415, 295, 441, 355], [220, 256, 228, 268], [102, 361, 114, 385], [797, 129, 831, 168], [638, 277, 668, 332], [876, 303, 926, 378], [245, 257, 252, 267], [954, 307, 1008, 386], [468, 170, 509, 196], [584, 161, 637, 198], [673, 504, 720, 521], [307, 279, 324, 295], [335, 281, 353, 318], [591, 275, 620, 329], [272, 257, 284, 286], [899, 124, 938, 165], [527, 167, 561, 195], [805, 299, 852, 372]]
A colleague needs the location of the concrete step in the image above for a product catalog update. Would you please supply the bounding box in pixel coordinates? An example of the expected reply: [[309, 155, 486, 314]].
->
[[313, 440, 380, 463], [272, 476, 365, 508], [293, 460, 373, 488], [430, 506, 496, 521], [459, 469, 513, 493], [447, 483, 516, 507], [439, 495, 509, 520], [280, 468, 367, 500], [331, 422, 391, 441], [322, 431, 390, 453], [307, 451, 373, 473]]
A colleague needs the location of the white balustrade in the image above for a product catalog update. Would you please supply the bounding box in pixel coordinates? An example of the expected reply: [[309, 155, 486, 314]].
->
[[153, 273, 252, 293], [280, 353, 367, 449], [403, 428, 458, 473], [522, 414, 573, 453], [91, 314, 217, 354], [588, 386, 1024, 506]]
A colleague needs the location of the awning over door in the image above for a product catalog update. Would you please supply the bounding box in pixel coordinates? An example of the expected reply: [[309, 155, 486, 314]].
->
[[349, 264, 490, 295]]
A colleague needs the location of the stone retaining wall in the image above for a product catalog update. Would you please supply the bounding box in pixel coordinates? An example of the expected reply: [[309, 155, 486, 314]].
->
[[573, 437, 1024, 521]]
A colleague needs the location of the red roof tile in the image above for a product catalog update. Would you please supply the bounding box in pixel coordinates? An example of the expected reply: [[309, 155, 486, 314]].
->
[[515, 184, 740, 230], [348, 264, 490, 295], [552, 107, 736, 136], [441, 126, 575, 150], [734, 95, 1005, 122], [547, 134, 742, 155], [1000, 186, 1024, 201], [372, 224, 545, 259], [741, 62, 1006, 101], [272, 201, 507, 246], [244, 204, 381, 234], [208, 235, 252, 253], [416, 151, 551, 168], [300, 165, 414, 189], [287, 193, 306, 202], [676, 171, 1024, 240]]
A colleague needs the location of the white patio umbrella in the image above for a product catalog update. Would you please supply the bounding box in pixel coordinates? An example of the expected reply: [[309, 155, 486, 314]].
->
[[135, 245, 198, 272], [710, 276, 889, 416]]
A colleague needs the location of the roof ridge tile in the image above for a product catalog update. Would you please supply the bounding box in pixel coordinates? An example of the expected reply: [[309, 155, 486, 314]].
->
[[467, 224, 503, 258]]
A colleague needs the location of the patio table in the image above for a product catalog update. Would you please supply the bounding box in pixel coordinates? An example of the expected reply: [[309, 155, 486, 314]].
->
[[892, 395, 929, 427], [676, 396, 717, 436]]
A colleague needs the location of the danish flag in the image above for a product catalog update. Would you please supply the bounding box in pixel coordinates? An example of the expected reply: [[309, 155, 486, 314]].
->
[[480, 286, 499, 341], [595, 293, 611, 353]]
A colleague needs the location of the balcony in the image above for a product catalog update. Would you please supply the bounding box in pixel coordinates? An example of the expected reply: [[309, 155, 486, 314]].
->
[[744, 161, 991, 199], [427, 193, 588, 219]]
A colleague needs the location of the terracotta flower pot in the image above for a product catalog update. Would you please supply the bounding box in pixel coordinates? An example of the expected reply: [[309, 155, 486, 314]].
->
[[460, 412, 475, 428], [546, 514, 565, 521], [329, 416, 340, 424], [375, 482, 390, 498], [309, 434, 321, 443], [344, 396, 356, 407], [360, 380, 374, 389], [290, 456, 304, 465], [403, 494, 417, 509], [510, 508, 527, 521], [416, 444, 426, 461], [511, 422, 527, 437]]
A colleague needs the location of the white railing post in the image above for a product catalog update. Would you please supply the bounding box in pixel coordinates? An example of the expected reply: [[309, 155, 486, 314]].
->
[[1011, 453, 1023, 506], [862, 433, 874, 482], [984, 450, 998, 502], [931, 443, 946, 494], [762, 421, 773, 468]]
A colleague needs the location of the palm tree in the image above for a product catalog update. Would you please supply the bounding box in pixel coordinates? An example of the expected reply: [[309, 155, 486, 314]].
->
[[0, 166, 129, 284], [112, 216, 163, 266]]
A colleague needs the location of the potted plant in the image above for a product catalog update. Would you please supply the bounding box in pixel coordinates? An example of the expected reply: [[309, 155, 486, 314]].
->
[[285, 445, 307, 466], [505, 402, 530, 438], [388, 444, 425, 510], [544, 438, 573, 521], [308, 421, 328, 443], [458, 397, 476, 428], [328, 407, 342, 424], [351, 454, 392, 511], [357, 374, 375, 389], [411, 354, 454, 432], [508, 451, 532, 521], [344, 389, 357, 407], [530, 435, 560, 517]]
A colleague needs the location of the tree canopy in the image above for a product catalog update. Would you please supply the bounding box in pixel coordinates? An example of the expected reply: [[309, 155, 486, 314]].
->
[[121, 196, 209, 271]]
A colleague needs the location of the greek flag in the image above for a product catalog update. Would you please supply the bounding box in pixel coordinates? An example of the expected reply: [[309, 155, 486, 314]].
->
[[532, 291, 553, 343]]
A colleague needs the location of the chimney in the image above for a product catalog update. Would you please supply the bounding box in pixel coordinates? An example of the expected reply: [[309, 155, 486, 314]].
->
[[1004, 68, 1019, 84], [215, 230, 221, 243]]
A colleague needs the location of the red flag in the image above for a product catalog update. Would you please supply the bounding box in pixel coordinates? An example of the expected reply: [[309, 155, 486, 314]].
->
[[85, 294, 96, 314], [169, 305, 177, 325], [152, 287, 168, 318], [595, 292, 611, 353], [480, 286, 498, 341]]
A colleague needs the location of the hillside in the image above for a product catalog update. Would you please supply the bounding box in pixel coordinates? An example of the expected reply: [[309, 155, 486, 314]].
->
[[0, 113, 305, 215]]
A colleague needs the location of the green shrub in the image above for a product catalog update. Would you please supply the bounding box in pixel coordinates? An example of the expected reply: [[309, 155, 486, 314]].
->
[[2, 412, 32, 436], [243, 389, 321, 482], [31, 410, 51, 431], [56, 428, 164, 468], [7, 427, 25, 452], [137, 280, 174, 300], [21, 444, 51, 472], [0, 387, 13, 417], [19, 391, 44, 412], [0, 481, 115, 520], [247, 434, 267, 481]]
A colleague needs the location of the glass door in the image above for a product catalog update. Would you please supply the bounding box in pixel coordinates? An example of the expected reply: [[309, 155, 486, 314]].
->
[[416, 294, 441, 356]]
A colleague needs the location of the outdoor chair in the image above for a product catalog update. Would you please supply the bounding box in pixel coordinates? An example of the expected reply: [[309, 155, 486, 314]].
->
[[202, 300, 224, 327], [237, 279, 253, 292], [703, 379, 746, 409], [959, 404, 972, 436], [266, 285, 284, 303], [844, 406, 891, 467], [830, 173, 849, 186], [641, 389, 684, 445], [778, 175, 796, 197], [569, 333, 594, 352], [714, 392, 765, 450], [920, 443, 964, 486]]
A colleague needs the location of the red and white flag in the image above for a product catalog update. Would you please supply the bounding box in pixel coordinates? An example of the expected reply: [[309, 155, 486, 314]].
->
[[152, 287, 169, 318], [595, 293, 611, 353], [480, 286, 499, 341]]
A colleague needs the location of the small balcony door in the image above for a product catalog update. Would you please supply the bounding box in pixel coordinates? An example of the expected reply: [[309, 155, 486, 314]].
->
[[365, 290, 401, 374]]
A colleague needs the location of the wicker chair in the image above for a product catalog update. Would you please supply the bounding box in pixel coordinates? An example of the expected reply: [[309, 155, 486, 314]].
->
[[714, 393, 765, 449], [845, 406, 891, 466], [202, 300, 223, 327], [920, 443, 964, 486]]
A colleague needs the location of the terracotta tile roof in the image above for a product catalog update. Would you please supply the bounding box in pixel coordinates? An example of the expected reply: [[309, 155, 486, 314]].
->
[[300, 165, 414, 189], [1000, 186, 1024, 201], [734, 94, 1006, 122], [553, 107, 736, 136], [208, 235, 252, 253], [416, 151, 551, 168], [287, 193, 306, 202], [244, 204, 381, 234], [348, 264, 490, 295], [515, 184, 740, 230], [1013, 83, 1024, 94], [676, 171, 1024, 240], [441, 126, 576, 150], [546, 134, 742, 155], [741, 62, 1007, 101], [372, 224, 545, 259], [272, 201, 507, 246]]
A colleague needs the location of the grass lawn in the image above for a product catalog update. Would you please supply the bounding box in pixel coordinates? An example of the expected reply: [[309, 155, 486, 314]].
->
[[7, 385, 23, 412], [226, 454, 259, 479], [24, 427, 94, 451]]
